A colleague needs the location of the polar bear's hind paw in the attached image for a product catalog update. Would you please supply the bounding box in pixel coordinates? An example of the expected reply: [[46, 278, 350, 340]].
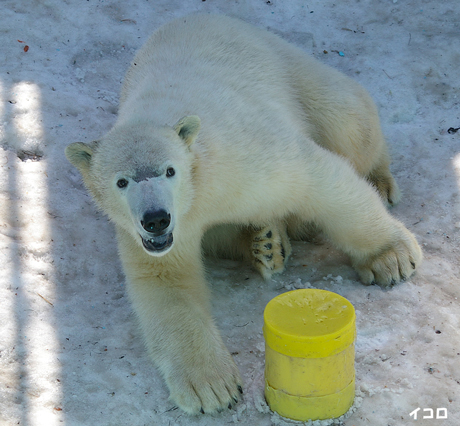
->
[[251, 225, 291, 280]]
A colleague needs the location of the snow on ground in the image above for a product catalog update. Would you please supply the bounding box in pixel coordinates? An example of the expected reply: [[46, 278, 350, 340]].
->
[[0, 0, 459, 425]]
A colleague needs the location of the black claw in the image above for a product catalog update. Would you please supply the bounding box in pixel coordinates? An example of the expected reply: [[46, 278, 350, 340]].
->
[[233, 396, 238, 404], [264, 243, 272, 250], [264, 254, 273, 261], [238, 385, 243, 394], [265, 230, 272, 239], [280, 245, 286, 259], [200, 408, 205, 414], [228, 403, 233, 410], [410, 261, 416, 269]]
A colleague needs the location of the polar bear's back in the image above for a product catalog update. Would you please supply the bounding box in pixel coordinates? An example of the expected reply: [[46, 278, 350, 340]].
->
[[121, 15, 290, 100], [120, 15, 318, 130], [118, 14, 383, 179]]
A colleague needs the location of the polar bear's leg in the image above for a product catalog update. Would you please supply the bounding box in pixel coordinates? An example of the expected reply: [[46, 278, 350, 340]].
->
[[203, 223, 291, 279], [202, 224, 248, 260], [286, 165, 401, 242], [285, 215, 323, 243], [296, 146, 422, 286], [285, 168, 401, 244], [117, 228, 242, 414], [284, 53, 401, 207]]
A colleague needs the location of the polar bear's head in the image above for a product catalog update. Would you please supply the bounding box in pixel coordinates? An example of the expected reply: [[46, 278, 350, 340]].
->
[[66, 116, 200, 256]]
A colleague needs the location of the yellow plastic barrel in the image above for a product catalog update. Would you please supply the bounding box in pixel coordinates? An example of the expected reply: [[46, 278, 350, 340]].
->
[[263, 289, 356, 421]]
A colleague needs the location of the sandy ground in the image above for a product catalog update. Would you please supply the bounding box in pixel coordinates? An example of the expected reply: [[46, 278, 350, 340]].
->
[[1, 0, 459, 425]]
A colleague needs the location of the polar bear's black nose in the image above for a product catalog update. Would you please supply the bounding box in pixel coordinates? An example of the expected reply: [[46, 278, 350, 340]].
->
[[141, 209, 171, 234]]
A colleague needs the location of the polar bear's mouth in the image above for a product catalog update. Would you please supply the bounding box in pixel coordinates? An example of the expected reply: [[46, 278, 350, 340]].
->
[[141, 232, 174, 254]]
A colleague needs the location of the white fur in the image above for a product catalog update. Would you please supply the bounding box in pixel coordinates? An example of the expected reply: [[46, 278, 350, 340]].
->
[[65, 14, 422, 415]]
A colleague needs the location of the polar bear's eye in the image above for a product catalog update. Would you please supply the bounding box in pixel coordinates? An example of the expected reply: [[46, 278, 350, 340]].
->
[[166, 167, 175, 178], [117, 178, 129, 188]]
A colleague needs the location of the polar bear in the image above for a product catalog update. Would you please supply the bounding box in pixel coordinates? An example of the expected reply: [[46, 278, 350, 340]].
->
[[65, 14, 422, 415]]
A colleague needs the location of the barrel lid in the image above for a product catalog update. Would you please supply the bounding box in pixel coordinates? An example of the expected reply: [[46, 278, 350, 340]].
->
[[263, 289, 356, 358]]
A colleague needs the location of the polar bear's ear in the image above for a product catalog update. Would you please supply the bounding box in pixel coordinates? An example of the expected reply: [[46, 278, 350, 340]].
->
[[173, 115, 201, 147], [65, 141, 98, 174]]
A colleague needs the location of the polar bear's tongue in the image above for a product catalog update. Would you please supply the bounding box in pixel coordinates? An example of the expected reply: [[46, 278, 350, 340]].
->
[[142, 233, 173, 252]]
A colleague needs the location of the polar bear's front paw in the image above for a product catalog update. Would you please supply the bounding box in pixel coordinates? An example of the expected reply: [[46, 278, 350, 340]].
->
[[166, 351, 243, 415], [251, 225, 291, 280], [353, 227, 422, 287]]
